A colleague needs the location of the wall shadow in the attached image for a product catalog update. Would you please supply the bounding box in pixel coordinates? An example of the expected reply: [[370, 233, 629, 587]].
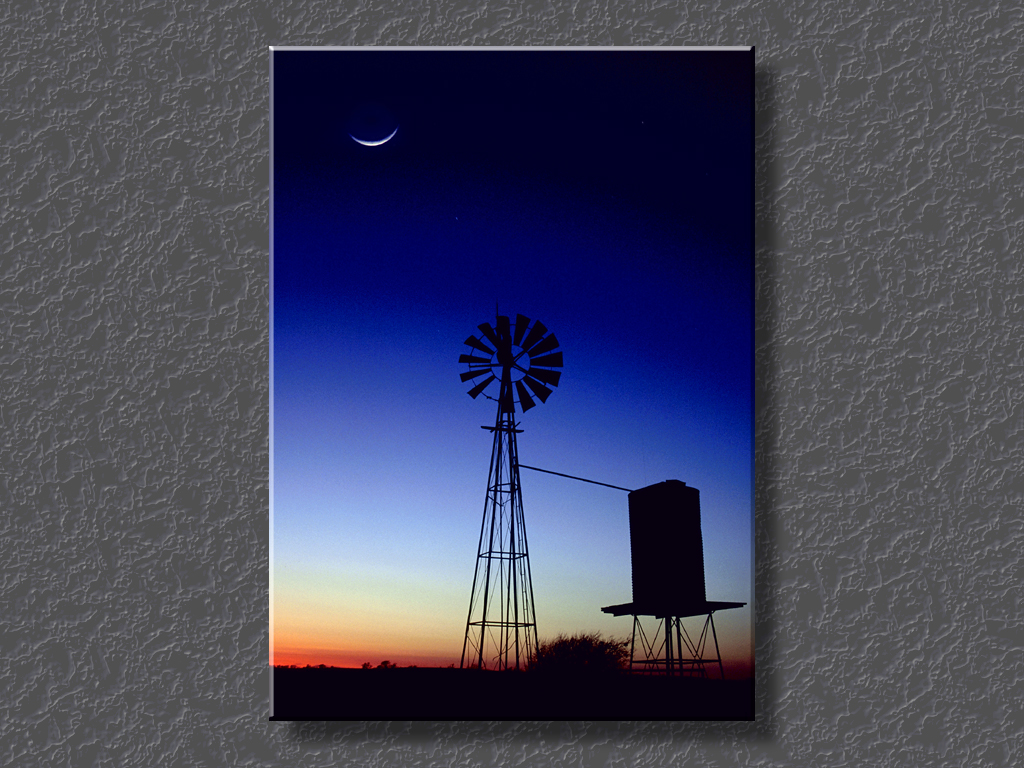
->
[[752, 61, 781, 743]]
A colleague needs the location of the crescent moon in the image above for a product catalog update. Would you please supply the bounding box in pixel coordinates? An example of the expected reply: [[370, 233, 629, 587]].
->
[[349, 126, 398, 147]]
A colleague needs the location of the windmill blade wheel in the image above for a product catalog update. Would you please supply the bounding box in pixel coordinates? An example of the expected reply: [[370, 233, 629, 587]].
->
[[459, 314, 563, 414]]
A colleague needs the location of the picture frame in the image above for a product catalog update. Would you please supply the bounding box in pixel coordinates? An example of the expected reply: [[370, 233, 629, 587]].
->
[[270, 46, 754, 720]]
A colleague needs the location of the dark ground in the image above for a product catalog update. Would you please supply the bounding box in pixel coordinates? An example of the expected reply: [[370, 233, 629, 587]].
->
[[271, 667, 754, 721]]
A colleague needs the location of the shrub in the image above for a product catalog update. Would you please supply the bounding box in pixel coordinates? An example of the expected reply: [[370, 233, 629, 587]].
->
[[531, 632, 630, 675]]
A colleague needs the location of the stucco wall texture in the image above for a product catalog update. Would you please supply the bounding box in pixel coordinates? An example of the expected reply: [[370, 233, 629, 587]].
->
[[1, 2, 1020, 766]]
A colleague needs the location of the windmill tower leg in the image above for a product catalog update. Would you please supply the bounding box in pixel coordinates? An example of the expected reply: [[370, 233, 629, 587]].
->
[[460, 406, 539, 670]]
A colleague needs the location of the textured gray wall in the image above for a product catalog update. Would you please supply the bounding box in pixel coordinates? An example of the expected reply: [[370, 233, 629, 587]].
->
[[1, 1, 1020, 766]]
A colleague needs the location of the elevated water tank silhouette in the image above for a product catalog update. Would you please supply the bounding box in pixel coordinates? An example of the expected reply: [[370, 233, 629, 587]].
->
[[628, 479, 706, 613], [602, 479, 746, 677]]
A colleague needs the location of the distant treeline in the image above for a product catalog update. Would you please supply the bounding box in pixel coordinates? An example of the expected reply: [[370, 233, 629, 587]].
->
[[273, 661, 451, 670]]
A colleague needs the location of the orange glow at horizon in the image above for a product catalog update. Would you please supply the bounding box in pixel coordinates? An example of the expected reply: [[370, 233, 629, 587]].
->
[[272, 619, 754, 677]]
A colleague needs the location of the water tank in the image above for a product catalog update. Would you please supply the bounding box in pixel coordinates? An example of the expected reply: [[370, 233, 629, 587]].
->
[[627, 480, 706, 612]]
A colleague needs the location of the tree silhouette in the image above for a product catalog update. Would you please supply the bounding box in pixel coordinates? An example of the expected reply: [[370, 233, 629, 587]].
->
[[531, 632, 630, 676]]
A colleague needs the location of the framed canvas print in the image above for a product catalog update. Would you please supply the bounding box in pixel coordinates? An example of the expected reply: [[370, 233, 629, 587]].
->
[[270, 46, 754, 720]]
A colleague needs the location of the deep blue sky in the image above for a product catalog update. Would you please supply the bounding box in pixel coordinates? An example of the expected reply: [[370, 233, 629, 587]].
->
[[271, 48, 754, 670]]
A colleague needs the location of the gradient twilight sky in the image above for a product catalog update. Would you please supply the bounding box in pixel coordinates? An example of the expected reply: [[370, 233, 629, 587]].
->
[[271, 48, 754, 673]]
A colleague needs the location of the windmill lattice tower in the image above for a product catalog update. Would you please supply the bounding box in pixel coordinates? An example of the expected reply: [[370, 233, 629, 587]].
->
[[458, 313, 563, 671]]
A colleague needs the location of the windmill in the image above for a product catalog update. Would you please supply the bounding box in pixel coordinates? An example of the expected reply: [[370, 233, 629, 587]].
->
[[458, 312, 563, 670]]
